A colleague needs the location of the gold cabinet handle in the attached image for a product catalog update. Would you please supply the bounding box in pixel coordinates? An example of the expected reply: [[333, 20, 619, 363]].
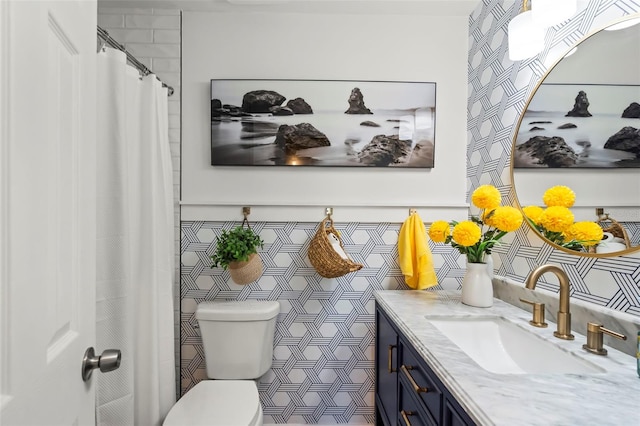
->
[[400, 364, 428, 394], [388, 344, 396, 373], [400, 410, 415, 426]]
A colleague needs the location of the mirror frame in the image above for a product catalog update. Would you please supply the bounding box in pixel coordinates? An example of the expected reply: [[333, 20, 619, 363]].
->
[[510, 14, 640, 258]]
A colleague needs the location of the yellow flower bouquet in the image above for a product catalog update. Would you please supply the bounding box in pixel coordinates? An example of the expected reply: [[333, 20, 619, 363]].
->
[[428, 185, 524, 263], [522, 186, 603, 252]]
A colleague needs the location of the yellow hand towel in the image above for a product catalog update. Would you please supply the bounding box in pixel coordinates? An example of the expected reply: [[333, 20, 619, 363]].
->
[[398, 212, 438, 290]]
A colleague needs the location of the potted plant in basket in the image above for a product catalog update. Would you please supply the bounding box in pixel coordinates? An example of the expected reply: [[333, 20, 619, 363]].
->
[[210, 225, 264, 285]]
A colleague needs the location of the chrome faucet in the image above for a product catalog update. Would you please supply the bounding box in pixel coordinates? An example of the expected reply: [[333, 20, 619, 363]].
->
[[524, 264, 574, 340]]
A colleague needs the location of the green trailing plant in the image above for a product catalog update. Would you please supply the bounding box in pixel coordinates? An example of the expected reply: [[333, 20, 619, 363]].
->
[[210, 225, 264, 270]]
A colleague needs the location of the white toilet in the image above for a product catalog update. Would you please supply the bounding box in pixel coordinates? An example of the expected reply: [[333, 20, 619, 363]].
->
[[163, 300, 280, 426]]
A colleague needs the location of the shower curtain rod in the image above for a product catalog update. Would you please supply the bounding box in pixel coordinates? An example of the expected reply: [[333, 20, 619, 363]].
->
[[97, 26, 174, 96]]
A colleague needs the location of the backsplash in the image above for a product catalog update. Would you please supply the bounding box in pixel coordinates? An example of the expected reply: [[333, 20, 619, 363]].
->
[[180, 218, 639, 423]]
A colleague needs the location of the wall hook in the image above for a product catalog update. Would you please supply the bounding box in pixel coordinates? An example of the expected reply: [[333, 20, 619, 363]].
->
[[242, 206, 251, 228], [409, 208, 417, 216], [325, 207, 333, 219]]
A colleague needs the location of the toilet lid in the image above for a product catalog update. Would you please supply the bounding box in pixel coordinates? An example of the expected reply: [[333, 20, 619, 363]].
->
[[163, 381, 261, 426]]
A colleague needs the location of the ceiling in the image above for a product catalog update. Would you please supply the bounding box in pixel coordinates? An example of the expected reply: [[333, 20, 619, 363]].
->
[[97, 0, 482, 16]]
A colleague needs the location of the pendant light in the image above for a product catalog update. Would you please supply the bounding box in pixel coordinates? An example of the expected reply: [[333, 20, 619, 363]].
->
[[508, 0, 545, 61], [532, 0, 577, 27]]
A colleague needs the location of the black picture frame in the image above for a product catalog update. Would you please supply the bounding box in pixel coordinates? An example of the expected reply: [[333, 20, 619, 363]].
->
[[210, 79, 437, 168]]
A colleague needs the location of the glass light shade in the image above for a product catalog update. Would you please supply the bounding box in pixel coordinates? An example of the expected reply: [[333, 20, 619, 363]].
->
[[532, 0, 577, 27], [508, 11, 545, 61]]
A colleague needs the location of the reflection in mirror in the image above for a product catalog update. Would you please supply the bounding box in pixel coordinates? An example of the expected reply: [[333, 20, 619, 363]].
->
[[512, 15, 640, 257]]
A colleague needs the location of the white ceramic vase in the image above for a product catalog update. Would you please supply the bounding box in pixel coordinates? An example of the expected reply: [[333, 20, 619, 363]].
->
[[461, 262, 494, 308]]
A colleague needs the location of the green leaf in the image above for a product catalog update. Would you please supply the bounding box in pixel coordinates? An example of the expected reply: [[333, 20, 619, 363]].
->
[[209, 225, 264, 270]]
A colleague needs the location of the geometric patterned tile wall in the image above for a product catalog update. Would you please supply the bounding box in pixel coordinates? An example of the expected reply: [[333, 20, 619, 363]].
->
[[180, 220, 465, 424], [468, 0, 640, 317]]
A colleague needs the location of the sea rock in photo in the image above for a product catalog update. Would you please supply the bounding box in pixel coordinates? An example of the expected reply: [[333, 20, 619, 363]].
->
[[360, 121, 380, 127], [558, 123, 577, 129], [274, 123, 331, 154], [269, 106, 294, 116], [286, 97, 313, 114], [529, 121, 552, 125], [345, 87, 373, 114], [621, 102, 640, 118], [530, 126, 545, 131], [357, 134, 412, 166], [604, 126, 640, 156], [565, 90, 592, 117], [242, 90, 286, 113], [211, 99, 223, 118], [515, 136, 578, 167], [212, 100, 253, 119]]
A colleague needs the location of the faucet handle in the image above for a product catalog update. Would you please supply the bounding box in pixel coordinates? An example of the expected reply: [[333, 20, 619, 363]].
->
[[519, 298, 548, 328], [582, 322, 627, 356]]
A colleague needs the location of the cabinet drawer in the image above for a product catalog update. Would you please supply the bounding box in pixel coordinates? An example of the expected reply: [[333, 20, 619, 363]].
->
[[398, 380, 433, 426], [399, 342, 442, 423]]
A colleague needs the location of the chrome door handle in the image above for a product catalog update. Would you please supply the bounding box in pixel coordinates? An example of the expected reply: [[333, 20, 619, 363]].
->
[[81, 347, 121, 382]]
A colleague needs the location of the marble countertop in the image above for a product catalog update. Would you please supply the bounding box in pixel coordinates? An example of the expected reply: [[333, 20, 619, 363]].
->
[[374, 290, 640, 426]]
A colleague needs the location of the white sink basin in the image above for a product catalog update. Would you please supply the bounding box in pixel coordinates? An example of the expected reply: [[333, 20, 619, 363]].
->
[[425, 315, 605, 375]]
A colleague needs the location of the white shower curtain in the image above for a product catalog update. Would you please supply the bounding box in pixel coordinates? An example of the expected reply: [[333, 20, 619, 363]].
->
[[96, 47, 176, 426]]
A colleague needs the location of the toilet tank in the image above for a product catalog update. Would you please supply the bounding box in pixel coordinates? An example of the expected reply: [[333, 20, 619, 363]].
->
[[196, 300, 280, 380]]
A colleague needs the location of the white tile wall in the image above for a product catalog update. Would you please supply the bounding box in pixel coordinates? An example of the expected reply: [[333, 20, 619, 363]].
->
[[98, 6, 182, 395]]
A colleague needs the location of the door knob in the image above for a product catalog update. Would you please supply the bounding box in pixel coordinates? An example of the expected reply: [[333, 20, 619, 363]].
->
[[81, 347, 121, 382]]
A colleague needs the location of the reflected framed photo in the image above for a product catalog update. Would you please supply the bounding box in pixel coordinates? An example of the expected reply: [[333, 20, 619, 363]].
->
[[514, 83, 640, 168], [210, 79, 436, 168]]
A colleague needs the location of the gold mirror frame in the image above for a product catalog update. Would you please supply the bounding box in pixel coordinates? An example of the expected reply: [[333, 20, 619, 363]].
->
[[510, 14, 640, 258]]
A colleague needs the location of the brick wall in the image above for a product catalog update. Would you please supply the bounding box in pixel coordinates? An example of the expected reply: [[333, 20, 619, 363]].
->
[[97, 6, 182, 395]]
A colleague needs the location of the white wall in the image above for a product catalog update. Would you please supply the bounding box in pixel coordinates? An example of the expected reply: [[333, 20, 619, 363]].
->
[[182, 11, 470, 223]]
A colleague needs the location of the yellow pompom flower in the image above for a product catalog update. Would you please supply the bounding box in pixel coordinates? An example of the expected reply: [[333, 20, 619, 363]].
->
[[428, 220, 451, 243], [522, 205, 544, 225], [452, 221, 482, 247], [564, 222, 604, 246], [489, 206, 524, 232], [471, 185, 501, 210], [539, 206, 575, 233], [543, 185, 575, 208]]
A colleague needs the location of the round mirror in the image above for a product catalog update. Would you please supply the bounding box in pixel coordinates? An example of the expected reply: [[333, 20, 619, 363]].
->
[[511, 14, 640, 256]]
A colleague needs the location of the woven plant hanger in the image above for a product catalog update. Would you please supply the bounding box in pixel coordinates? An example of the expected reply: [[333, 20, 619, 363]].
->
[[599, 215, 632, 249], [587, 213, 632, 253], [228, 211, 263, 285], [308, 217, 363, 278]]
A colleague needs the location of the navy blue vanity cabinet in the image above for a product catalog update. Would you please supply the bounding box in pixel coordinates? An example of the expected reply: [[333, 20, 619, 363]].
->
[[375, 306, 398, 426], [375, 302, 476, 426]]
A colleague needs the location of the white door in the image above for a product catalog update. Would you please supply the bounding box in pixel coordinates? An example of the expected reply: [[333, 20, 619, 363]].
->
[[0, 1, 98, 425]]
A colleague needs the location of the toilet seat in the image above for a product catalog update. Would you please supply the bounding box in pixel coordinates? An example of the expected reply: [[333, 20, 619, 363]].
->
[[163, 380, 262, 426]]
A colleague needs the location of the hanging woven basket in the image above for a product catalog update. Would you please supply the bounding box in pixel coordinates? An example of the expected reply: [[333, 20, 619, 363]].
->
[[587, 215, 632, 254], [308, 217, 363, 278], [228, 252, 263, 285]]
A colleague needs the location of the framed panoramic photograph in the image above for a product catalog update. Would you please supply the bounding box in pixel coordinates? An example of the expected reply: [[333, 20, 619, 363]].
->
[[210, 79, 436, 167], [514, 83, 640, 169]]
